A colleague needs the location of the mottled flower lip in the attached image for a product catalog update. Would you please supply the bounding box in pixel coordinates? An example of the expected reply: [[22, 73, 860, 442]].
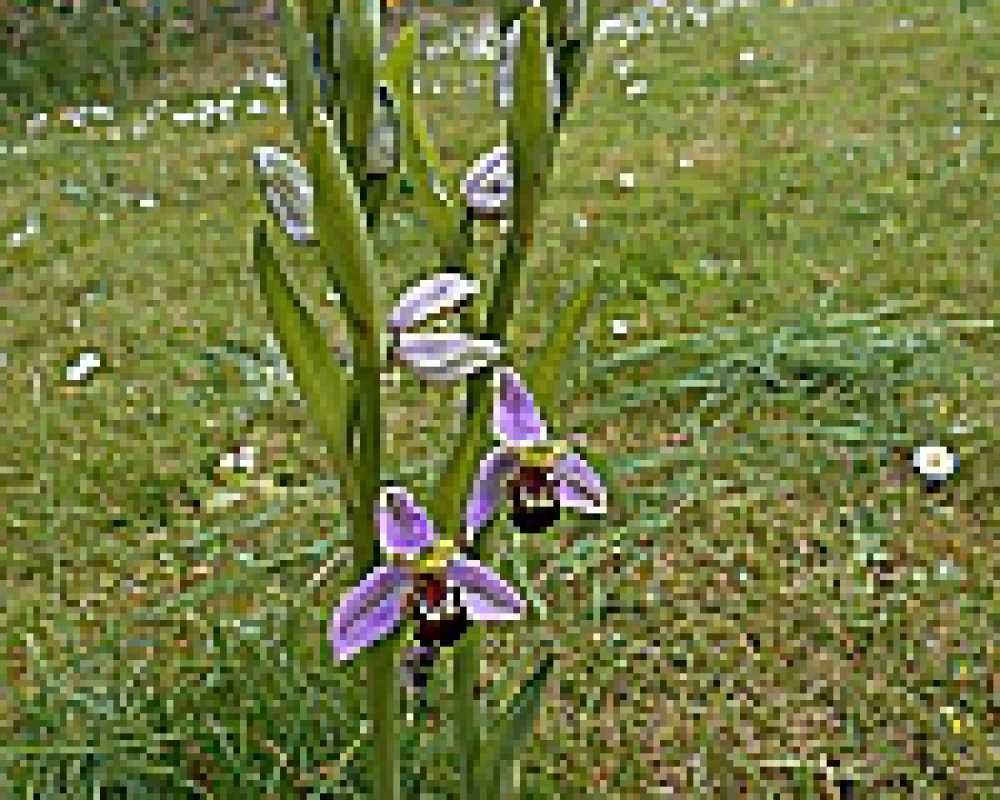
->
[[464, 368, 608, 541], [329, 487, 526, 661]]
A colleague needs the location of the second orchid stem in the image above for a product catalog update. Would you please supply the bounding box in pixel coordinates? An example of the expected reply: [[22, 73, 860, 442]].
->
[[352, 327, 398, 800]]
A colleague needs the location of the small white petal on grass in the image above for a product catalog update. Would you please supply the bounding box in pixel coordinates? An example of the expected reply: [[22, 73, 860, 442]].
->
[[679, 157, 694, 168], [264, 72, 287, 91], [247, 99, 269, 116], [66, 351, 103, 383], [611, 319, 629, 337], [912, 445, 956, 481], [739, 49, 755, 63], [618, 171, 635, 189], [625, 79, 648, 99]]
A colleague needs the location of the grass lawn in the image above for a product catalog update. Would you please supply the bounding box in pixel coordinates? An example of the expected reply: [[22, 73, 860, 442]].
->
[[1, 0, 997, 796]]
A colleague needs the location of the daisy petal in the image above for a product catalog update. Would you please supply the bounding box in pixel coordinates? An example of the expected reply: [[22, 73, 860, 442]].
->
[[329, 566, 411, 662], [396, 332, 502, 381], [554, 451, 607, 515], [494, 368, 547, 444], [378, 486, 436, 555], [465, 446, 518, 541], [447, 557, 524, 621], [388, 272, 480, 332]]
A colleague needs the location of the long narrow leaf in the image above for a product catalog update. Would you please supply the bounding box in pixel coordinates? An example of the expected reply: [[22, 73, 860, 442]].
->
[[527, 264, 599, 421], [485, 5, 552, 339], [339, 0, 379, 184], [475, 654, 555, 794], [308, 118, 380, 333], [511, 5, 552, 245], [279, 0, 317, 155], [251, 222, 354, 500], [381, 24, 464, 262]]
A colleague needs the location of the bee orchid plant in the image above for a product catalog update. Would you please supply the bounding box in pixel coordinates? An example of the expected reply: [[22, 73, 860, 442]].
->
[[251, 1, 602, 797]]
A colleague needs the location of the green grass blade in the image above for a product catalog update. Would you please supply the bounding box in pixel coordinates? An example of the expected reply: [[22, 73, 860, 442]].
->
[[251, 221, 354, 502], [308, 118, 380, 333], [279, 0, 317, 155], [526, 264, 599, 421], [381, 24, 464, 263], [475, 653, 555, 796]]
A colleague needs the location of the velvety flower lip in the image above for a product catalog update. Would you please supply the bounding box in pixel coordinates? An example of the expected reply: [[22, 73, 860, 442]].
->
[[329, 486, 525, 661], [465, 367, 608, 541], [388, 272, 502, 381]]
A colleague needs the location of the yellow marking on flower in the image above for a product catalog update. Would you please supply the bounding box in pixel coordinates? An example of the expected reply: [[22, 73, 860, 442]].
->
[[952, 717, 962, 735], [515, 440, 566, 469], [416, 537, 458, 574]]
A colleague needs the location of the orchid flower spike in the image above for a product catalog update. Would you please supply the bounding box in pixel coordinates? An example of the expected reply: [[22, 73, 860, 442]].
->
[[251, 86, 397, 242], [329, 486, 525, 662], [461, 144, 513, 220], [388, 272, 503, 381], [466, 367, 608, 539]]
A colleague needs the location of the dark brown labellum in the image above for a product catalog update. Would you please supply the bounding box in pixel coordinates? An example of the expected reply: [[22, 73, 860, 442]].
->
[[413, 573, 470, 649], [509, 463, 560, 533]]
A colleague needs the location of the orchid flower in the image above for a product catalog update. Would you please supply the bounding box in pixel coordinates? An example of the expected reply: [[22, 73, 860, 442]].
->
[[252, 146, 317, 244], [330, 486, 525, 662], [461, 144, 513, 220], [466, 368, 607, 538], [388, 272, 503, 381]]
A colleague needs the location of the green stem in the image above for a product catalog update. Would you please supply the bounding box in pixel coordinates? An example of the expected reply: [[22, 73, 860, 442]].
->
[[453, 628, 481, 800], [351, 327, 398, 800]]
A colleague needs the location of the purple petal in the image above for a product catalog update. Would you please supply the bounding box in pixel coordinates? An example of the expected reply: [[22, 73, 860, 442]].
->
[[494, 368, 547, 444], [378, 486, 436, 555], [329, 566, 411, 662], [554, 451, 607, 515], [396, 332, 502, 381], [388, 272, 480, 332], [465, 446, 518, 541], [447, 557, 524, 621], [461, 146, 513, 216]]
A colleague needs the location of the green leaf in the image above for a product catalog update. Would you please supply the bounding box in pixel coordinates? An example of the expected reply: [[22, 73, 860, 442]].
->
[[339, 0, 379, 184], [430, 389, 493, 537], [526, 263, 599, 422], [511, 4, 552, 245], [475, 653, 555, 796], [279, 0, 317, 155], [307, 117, 380, 333], [251, 222, 354, 500], [381, 24, 464, 263]]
